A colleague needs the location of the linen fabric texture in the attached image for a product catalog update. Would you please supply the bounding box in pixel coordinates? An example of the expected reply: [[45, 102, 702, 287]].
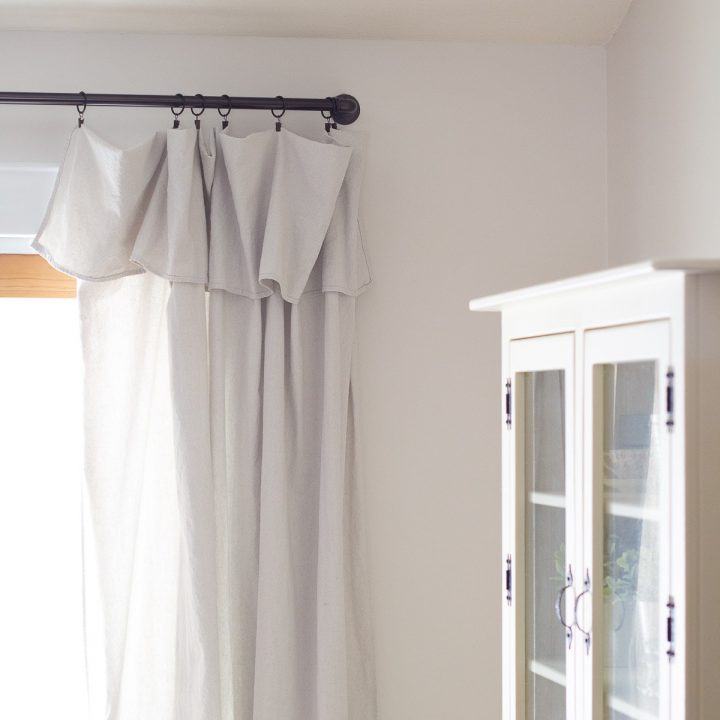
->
[[33, 126, 375, 720]]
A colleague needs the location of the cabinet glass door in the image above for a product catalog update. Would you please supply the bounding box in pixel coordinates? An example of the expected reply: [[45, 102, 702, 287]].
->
[[583, 322, 671, 720], [509, 334, 575, 720]]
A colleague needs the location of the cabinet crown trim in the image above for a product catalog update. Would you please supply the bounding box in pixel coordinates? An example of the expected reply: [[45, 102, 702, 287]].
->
[[469, 258, 720, 312]]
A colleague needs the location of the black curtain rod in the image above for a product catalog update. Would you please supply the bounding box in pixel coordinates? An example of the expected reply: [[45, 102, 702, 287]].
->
[[0, 91, 361, 125]]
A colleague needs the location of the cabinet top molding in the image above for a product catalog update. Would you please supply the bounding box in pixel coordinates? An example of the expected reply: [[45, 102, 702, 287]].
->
[[469, 259, 720, 312]]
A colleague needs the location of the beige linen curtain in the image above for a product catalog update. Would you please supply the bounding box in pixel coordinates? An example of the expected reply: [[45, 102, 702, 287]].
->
[[33, 125, 375, 720]]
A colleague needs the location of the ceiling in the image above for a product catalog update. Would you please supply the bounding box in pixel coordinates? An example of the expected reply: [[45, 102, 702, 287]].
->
[[0, 0, 633, 45]]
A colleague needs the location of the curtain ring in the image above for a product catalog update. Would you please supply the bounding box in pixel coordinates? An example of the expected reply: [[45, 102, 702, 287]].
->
[[171, 93, 185, 128], [271, 95, 286, 119], [76, 90, 87, 127], [218, 94, 231, 129], [272, 95, 285, 131], [321, 98, 334, 133], [329, 96, 338, 130], [191, 94, 205, 129]]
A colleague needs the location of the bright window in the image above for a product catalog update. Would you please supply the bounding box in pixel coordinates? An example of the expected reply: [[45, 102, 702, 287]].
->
[[0, 257, 87, 720]]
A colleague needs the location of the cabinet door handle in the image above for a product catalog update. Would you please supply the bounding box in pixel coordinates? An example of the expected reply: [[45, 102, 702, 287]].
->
[[574, 569, 592, 655], [555, 565, 574, 649]]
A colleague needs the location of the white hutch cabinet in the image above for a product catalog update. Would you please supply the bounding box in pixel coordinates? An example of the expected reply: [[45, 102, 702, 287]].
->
[[470, 261, 720, 720]]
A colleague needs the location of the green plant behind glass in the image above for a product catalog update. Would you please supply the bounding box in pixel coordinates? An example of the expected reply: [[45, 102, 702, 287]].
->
[[552, 537, 645, 602], [604, 534, 639, 604]]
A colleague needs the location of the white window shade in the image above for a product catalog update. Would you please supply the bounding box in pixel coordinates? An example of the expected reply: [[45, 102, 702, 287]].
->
[[0, 164, 57, 253]]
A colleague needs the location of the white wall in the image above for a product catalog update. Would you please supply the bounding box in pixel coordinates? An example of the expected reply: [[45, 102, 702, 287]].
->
[[608, 0, 720, 264], [0, 32, 607, 719]]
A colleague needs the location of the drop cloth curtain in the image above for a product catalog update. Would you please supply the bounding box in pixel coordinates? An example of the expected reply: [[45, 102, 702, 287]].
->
[[33, 126, 375, 720]]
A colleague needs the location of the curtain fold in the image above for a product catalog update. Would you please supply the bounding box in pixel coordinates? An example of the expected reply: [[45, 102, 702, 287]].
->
[[34, 126, 375, 720]]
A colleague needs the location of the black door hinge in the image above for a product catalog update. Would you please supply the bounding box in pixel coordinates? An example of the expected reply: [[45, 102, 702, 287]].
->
[[505, 555, 512, 606], [666, 368, 675, 429], [505, 379, 512, 430], [667, 596, 675, 658]]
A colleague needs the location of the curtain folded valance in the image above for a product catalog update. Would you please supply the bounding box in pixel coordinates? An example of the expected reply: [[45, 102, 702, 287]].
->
[[33, 126, 372, 303]]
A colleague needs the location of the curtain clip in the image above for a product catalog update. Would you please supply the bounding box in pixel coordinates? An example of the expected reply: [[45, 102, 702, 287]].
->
[[171, 93, 185, 129], [219, 94, 231, 129], [76, 91, 87, 128], [191, 93, 205, 130], [271, 95, 285, 132]]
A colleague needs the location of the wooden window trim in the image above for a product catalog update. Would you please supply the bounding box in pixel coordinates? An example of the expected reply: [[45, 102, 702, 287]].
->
[[0, 254, 76, 298]]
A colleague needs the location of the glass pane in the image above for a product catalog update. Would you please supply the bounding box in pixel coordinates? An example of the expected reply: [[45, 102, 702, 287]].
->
[[526, 673, 565, 720], [524, 371, 566, 495], [526, 505, 566, 668], [600, 362, 661, 720], [607, 712, 633, 720], [522, 370, 567, 720]]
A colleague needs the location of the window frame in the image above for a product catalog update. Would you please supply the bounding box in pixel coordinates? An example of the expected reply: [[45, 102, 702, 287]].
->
[[0, 253, 76, 298]]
